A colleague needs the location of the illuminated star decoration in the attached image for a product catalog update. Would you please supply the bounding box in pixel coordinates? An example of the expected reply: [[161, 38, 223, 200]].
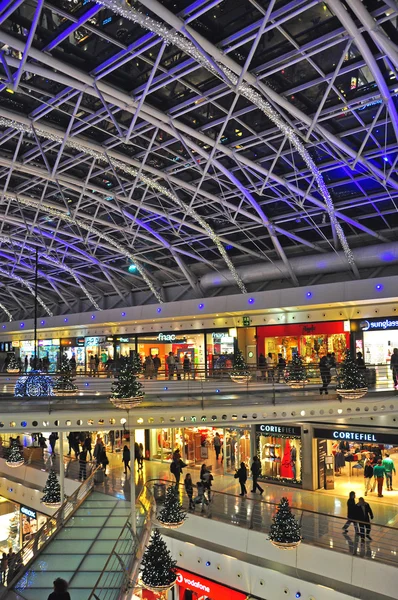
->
[[92, 0, 356, 273]]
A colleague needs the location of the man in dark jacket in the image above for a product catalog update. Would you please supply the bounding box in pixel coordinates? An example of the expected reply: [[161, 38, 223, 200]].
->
[[250, 456, 264, 494], [356, 497, 374, 541], [364, 461, 374, 496], [342, 491, 358, 534]]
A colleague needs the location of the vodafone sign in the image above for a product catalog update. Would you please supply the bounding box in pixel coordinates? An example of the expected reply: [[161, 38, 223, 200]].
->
[[176, 568, 247, 599]]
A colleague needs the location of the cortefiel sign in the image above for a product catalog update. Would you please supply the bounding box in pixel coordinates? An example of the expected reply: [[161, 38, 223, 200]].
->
[[256, 424, 301, 436], [313, 428, 398, 444]]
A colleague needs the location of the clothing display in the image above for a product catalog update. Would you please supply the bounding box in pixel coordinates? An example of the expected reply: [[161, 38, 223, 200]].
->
[[281, 439, 294, 479], [257, 432, 301, 484], [335, 451, 346, 469]]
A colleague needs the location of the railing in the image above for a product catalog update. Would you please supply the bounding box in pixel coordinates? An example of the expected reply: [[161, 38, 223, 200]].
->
[[88, 485, 156, 600], [146, 479, 398, 567], [2, 466, 99, 596]]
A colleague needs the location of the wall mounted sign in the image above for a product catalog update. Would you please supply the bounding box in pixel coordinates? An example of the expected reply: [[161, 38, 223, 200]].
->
[[212, 331, 229, 339], [85, 336, 106, 346], [176, 568, 246, 600], [256, 424, 302, 436], [313, 427, 398, 444], [20, 505, 37, 519], [359, 317, 398, 331], [242, 316, 251, 327]]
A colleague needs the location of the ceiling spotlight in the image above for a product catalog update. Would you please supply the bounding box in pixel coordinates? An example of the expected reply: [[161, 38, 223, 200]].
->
[[128, 264, 137, 272]]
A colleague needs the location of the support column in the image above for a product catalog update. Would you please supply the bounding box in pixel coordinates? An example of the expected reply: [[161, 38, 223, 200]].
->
[[59, 433, 64, 504], [223, 430, 227, 476], [130, 428, 136, 534]]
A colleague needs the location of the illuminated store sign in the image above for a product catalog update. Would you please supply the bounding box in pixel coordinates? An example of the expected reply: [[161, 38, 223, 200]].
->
[[85, 336, 106, 346], [156, 333, 186, 343], [20, 506, 37, 519], [257, 424, 301, 436], [176, 568, 246, 600], [314, 428, 398, 444], [359, 318, 398, 331]]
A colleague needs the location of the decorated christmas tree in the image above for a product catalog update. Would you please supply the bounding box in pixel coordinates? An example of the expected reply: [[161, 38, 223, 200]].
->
[[130, 351, 142, 375], [232, 348, 249, 376], [286, 353, 307, 383], [42, 469, 61, 505], [140, 529, 177, 590], [338, 350, 366, 390], [6, 355, 19, 373], [269, 497, 301, 547], [157, 486, 187, 527], [111, 358, 144, 399], [6, 442, 24, 467], [54, 354, 78, 393]]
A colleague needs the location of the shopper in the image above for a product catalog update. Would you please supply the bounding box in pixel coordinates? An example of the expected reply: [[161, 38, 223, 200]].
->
[[184, 473, 194, 510], [166, 352, 175, 380], [175, 357, 183, 380], [391, 347, 398, 389], [122, 445, 131, 474], [78, 448, 88, 481], [138, 443, 144, 471], [235, 462, 248, 496], [382, 453, 396, 491], [373, 459, 386, 497], [89, 355, 95, 376], [0, 553, 7, 584], [319, 354, 331, 394], [170, 450, 186, 485], [258, 353, 266, 379], [93, 438, 104, 467], [99, 446, 109, 476], [47, 577, 71, 600], [94, 354, 100, 376], [356, 496, 373, 541], [194, 480, 209, 512], [144, 355, 154, 379], [276, 354, 286, 382], [267, 353, 274, 382], [84, 435, 92, 461], [201, 465, 213, 501], [250, 456, 264, 494], [213, 432, 221, 460], [183, 353, 191, 379], [153, 354, 161, 378], [364, 460, 374, 496], [342, 491, 358, 533], [49, 432, 58, 456]]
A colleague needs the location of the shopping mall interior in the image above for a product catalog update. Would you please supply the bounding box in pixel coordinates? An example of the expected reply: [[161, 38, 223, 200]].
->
[[0, 0, 398, 598]]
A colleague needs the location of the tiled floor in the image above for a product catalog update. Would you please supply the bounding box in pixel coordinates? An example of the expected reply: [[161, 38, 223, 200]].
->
[[13, 492, 131, 600]]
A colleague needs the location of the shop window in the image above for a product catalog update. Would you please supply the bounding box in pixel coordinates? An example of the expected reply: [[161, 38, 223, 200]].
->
[[256, 426, 302, 485]]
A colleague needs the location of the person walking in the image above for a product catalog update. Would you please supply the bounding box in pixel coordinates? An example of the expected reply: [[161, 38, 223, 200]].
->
[[183, 354, 191, 379], [166, 352, 175, 380], [390, 347, 398, 389], [94, 354, 100, 377], [213, 432, 221, 460], [49, 432, 58, 456], [356, 496, 374, 541], [0, 552, 7, 585], [84, 435, 92, 461], [235, 462, 248, 496], [175, 357, 183, 380], [79, 448, 88, 481], [373, 458, 386, 497], [267, 353, 274, 382], [99, 446, 109, 476], [24, 355, 28, 373], [342, 491, 358, 534], [122, 445, 131, 474], [250, 456, 264, 494], [47, 577, 71, 600], [258, 353, 266, 380], [200, 464, 213, 501], [170, 450, 186, 485], [153, 354, 161, 379], [184, 473, 194, 510], [144, 355, 154, 379], [364, 460, 374, 496], [382, 453, 396, 491], [276, 354, 286, 383], [138, 443, 144, 471], [93, 438, 103, 467], [319, 354, 331, 394]]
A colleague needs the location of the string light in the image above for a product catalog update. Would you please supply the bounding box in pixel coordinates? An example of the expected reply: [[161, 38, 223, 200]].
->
[[0, 266, 52, 316], [6, 193, 163, 303], [0, 302, 12, 322], [91, 0, 355, 271], [0, 234, 101, 311]]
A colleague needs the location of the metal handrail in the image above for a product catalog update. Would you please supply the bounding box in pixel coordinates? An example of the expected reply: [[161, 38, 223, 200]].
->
[[3, 466, 99, 596]]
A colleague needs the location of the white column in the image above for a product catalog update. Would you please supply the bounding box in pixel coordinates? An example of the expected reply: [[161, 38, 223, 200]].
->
[[130, 428, 136, 534], [59, 433, 64, 504], [223, 430, 227, 476]]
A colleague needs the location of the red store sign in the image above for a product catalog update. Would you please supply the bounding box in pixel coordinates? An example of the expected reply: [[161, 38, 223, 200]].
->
[[176, 568, 247, 599]]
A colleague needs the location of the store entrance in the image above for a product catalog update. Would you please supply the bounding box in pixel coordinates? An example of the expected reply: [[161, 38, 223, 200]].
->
[[150, 426, 251, 475]]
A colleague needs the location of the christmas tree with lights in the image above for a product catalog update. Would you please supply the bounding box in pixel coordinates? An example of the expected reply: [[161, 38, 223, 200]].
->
[[6, 354, 19, 373], [232, 348, 250, 377], [286, 353, 307, 383], [6, 442, 24, 467], [157, 486, 187, 527], [269, 497, 301, 547], [54, 354, 78, 394], [111, 358, 144, 399], [338, 350, 366, 390], [130, 351, 142, 375], [42, 469, 61, 505], [140, 529, 177, 590]]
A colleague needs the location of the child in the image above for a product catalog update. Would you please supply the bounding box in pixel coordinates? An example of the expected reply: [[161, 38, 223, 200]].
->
[[184, 473, 194, 510]]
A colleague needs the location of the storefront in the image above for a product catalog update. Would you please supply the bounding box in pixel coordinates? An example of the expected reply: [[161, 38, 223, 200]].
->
[[150, 426, 251, 474], [85, 335, 114, 373], [0, 499, 48, 554], [352, 317, 398, 366], [255, 424, 302, 486], [206, 330, 236, 373], [61, 337, 85, 372], [313, 426, 398, 495], [38, 338, 60, 372], [115, 336, 136, 361], [137, 332, 205, 377], [256, 321, 350, 365]]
